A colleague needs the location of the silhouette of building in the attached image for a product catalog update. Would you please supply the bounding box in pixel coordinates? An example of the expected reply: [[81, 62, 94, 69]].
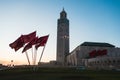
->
[[56, 8, 69, 66]]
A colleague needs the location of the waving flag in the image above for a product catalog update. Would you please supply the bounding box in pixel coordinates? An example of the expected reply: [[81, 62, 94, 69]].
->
[[35, 35, 49, 50], [22, 31, 36, 43], [89, 50, 96, 58], [100, 49, 107, 56], [22, 37, 38, 53], [9, 31, 36, 52], [9, 35, 25, 51]]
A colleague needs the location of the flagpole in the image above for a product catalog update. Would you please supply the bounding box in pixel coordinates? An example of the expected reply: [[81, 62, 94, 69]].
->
[[25, 51, 30, 65], [33, 47, 36, 65], [38, 34, 49, 63], [31, 46, 34, 65], [34, 47, 37, 65], [39, 44, 46, 62]]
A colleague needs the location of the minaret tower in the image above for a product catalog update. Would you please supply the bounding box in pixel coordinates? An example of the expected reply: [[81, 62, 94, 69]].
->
[[57, 8, 69, 66]]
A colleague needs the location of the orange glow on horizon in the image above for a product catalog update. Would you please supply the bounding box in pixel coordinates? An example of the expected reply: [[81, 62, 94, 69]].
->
[[0, 58, 52, 66], [0, 60, 26, 65]]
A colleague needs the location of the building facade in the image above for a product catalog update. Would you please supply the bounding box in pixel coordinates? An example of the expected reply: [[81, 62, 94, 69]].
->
[[67, 42, 120, 69], [56, 9, 69, 65], [56, 9, 120, 69]]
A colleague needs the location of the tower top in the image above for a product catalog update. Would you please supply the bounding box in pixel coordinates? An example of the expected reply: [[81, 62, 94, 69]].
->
[[60, 8, 67, 19], [63, 7, 64, 11]]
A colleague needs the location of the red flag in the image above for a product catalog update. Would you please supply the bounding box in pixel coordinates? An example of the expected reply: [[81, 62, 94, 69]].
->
[[101, 49, 107, 56], [22, 37, 38, 53], [9, 35, 24, 51], [22, 31, 36, 43], [35, 35, 49, 50], [9, 31, 36, 52], [97, 50, 101, 56], [89, 50, 96, 58]]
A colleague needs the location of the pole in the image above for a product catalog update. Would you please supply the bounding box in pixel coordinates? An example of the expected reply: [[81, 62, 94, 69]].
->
[[33, 47, 37, 71], [34, 48, 37, 64], [33, 47, 37, 65], [38, 34, 49, 63], [39, 45, 46, 62], [25, 51, 30, 65], [31, 47, 34, 65]]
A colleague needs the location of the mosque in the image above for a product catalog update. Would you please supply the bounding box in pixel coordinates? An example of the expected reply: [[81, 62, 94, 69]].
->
[[56, 9, 120, 69]]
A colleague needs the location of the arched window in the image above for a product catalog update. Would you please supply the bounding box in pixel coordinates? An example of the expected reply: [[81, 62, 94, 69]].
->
[[113, 60, 115, 63], [104, 61, 107, 64], [97, 61, 99, 64], [108, 60, 111, 64], [117, 60, 120, 63]]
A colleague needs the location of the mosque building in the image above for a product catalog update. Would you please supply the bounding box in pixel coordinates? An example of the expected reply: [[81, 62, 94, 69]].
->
[[67, 42, 120, 69], [56, 9, 120, 69]]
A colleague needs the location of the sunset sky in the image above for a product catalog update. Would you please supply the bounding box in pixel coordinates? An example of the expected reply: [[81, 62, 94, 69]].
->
[[0, 0, 120, 65]]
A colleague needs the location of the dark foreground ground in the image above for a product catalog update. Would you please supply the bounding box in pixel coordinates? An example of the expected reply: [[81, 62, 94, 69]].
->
[[0, 67, 120, 80]]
